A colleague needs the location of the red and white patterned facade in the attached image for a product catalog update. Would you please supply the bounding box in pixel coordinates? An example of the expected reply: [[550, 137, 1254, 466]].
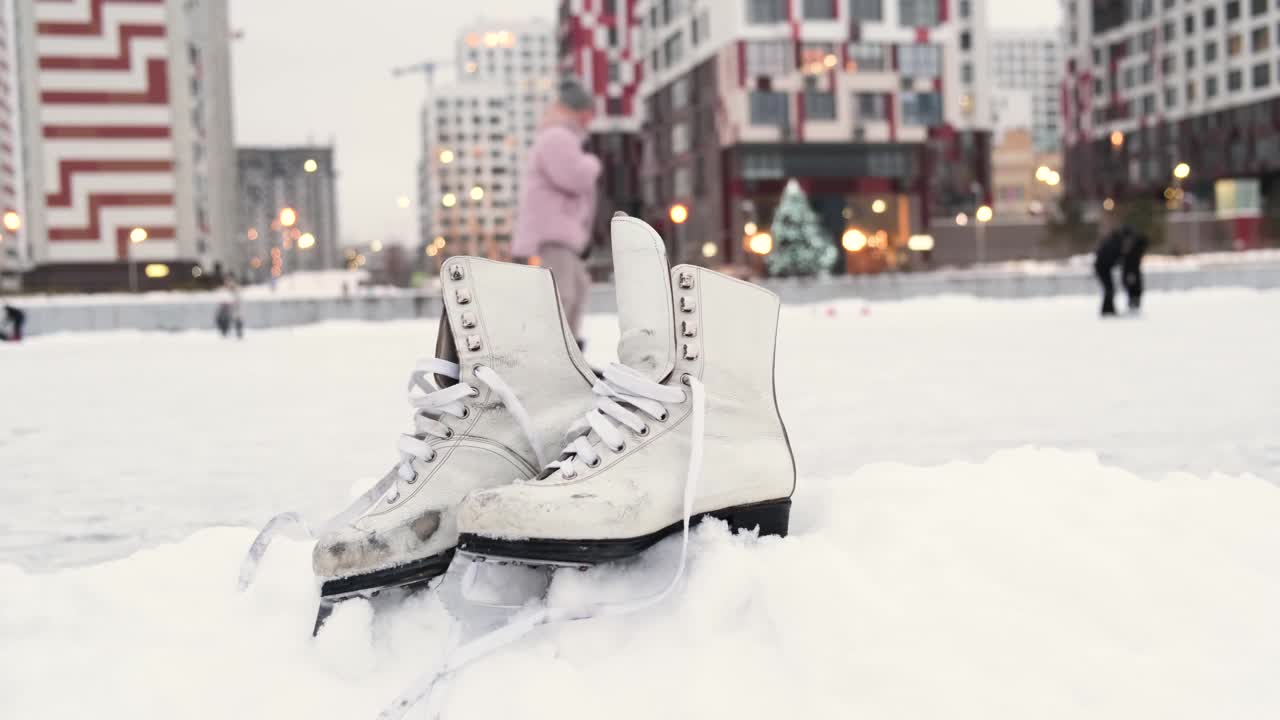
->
[[558, 0, 644, 133], [0, 3, 20, 280], [14, 0, 235, 279]]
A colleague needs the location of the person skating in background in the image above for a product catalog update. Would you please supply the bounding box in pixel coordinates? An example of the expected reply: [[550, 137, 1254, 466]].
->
[[511, 76, 600, 347], [1094, 226, 1125, 317], [215, 277, 244, 339], [0, 302, 25, 341], [1121, 227, 1148, 313]]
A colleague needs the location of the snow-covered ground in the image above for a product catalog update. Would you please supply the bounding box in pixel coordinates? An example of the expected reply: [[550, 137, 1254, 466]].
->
[[3, 289, 1279, 719]]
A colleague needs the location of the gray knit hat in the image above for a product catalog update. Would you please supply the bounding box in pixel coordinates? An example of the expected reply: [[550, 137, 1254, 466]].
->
[[558, 77, 593, 111]]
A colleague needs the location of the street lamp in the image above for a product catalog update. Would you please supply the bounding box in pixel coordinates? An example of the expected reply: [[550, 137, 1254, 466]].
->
[[1173, 162, 1190, 180], [439, 149, 455, 164], [469, 185, 484, 201], [702, 241, 718, 258], [3, 211, 20, 231], [747, 232, 773, 255], [974, 205, 992, 265], [442, 193, 457, 208], [127, 227, 148, 292], [669, 203, 689, 224], [871, 198, 887, 214], [298, 233, 316, 249], [304, 158, 318, 173], [955, 212, 969, 227], [1110, 130, 1125, 148], [743, 221, 758, 236], [841, 228, 868, 252], [279, 207, 297, 228]]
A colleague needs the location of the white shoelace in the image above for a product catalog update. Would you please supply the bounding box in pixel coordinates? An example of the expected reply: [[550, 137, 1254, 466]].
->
[[376, 371, 706, 720], [237, 358, 541, 591]]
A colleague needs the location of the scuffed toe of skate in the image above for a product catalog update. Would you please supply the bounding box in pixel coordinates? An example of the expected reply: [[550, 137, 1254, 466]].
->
[[312, 509, 445, 579]]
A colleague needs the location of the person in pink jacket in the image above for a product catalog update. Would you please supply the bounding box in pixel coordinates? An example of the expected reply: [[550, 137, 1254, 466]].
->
[[512, 77, 601, 344]]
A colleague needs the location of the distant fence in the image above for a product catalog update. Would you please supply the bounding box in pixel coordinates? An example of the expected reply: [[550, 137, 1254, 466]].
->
[[14, 259, 1280, 337]]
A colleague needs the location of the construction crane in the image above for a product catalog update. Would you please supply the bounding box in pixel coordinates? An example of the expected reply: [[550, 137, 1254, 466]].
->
[[391, 59, 453, 91]]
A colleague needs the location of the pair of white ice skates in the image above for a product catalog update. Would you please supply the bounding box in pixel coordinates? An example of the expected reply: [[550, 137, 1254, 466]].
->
[[241, 215, 795, 635]]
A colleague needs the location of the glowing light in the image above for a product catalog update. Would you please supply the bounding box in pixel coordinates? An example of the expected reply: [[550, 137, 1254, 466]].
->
[[370, 239, 383, 252], [345, 248, 357, 260], [250, 256, 262, 268], [279, 207, 297, 227], [469, 185, 485, 201], [955, 212, 969, 226], [743, 221, 758, 235], [3, 211, 20, 231], [871, 199, 887, 214], [433, 235, 446, 248], [355, 254, 367, 267], [842, 228, 868, 252], [484, 32, 500, 47], [442, 193, 457, 208], [1103, 197, 1116, 211], [298, 233, 316, 249], [191, 266, 203, 278], [841, 207, 853, 220], [1035, 166, 1051, 182], [1046, 171, 1060, 186], [397, 195, 411, 209], [143, 263, 170, 278], [304, 158, 318, 173], [129, 227, 148, 243], [465, 62, 478, 73], [466, 33, 480, 47], [247, 228, 259, 241], [669, 203, 689, 224], [702, 241, 718, 258], [426, 245, 439, 256], [975, 205, 993, 223], [907, 234, 935, 252], [823, 53, 838, 68], [439, 149, 455, 164], [1173, 162, 1191, 180], [748, 232, 773, 255], [1110, 130, 1124, 148]]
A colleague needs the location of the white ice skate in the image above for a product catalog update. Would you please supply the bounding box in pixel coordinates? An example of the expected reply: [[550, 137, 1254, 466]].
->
[[238, 258, 597, 631], [456, 214, 796, 565]]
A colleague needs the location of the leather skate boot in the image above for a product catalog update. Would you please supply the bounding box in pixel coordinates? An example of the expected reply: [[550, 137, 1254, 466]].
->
[[239, 258, 597, 629], [455, 215, 796, 565]]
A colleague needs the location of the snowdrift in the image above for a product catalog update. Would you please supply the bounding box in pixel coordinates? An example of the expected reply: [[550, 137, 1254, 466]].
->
[[3, 448, 1279, 720]]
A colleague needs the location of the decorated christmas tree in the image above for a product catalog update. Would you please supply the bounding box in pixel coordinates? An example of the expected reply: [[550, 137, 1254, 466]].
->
[[765, 179, 837, 277]]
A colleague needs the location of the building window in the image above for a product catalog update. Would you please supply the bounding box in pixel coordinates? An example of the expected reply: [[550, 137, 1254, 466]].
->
[[1123, 66, 1135, 88], [1228, 33, 1243, 56], [1094, 77, 1105, 95], [1141, 64, 1153, 84], [1207, 75, 1219, 97], [651, 49, 661, 73], [1161, 54, 1175, 73], [1253, 27, 1269, 51], [856, 92, 887, 120], [673, 167, 691, 197], [1205, 41, 1218, 62], [1140, 29, 1155, 51], [1251, 0, 1267, 16], [800, 42, 839, 68], [804, 0, 837, 18], [1227, 68, 1242, 91], [672, 122, 690, 154], [747, 0, 788, 23], [901, 91, 942, 126], [1164, 85, 1177, 108], [1185, 14, 1195, 34], [959, 0, 970, 17], [1163, 21, 1176, 41], [1253, 62, 1270, 87], [850, 0, 884, 20], [804, 90, 836, 119], [848, 43, 887, 71], [961, 62, 973, 83], [608, 62, 620, 82], [692, 11, 710, 44], [664, 32, 684, 65], [749, 90, 791, 126], [960, 31, 971, 50], [1204, 7, 1216, 28], [1185, 47, 1196, 69], [1187, 79, 1197, 102], [898, 43, 941, 77], [672, 77, 690, 108], [1226, 0, 1240, 21], [898, 0, 939, 27], [1141, 94, 1156, 114], [744, 40, 792, 76]]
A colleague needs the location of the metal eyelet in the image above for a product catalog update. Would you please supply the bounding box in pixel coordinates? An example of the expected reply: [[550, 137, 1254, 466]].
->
[[406, 475, 418, 485], [443, 428, 454, 439], [469, 387, 480, 397], [656, 410, 669, 422], [680, 373, 692, 386], [587, 457, 601, 468], [636, 424, 650, 437], [460, 407, 470, 419], [386, 493, 400, 504], [612, 441, 626, 453], [428, 451, 437, 462]]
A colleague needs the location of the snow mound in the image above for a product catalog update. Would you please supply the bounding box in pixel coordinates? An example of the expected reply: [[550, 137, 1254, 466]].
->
[[3, 448, 1278, 720]]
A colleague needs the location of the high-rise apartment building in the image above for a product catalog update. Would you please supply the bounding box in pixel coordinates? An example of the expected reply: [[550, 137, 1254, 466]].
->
[[0, 2, 21, 289], [14, 0, 236, 291], [1062, 0, 1280, 242], [418, 19, 557, 259], [634, 0, 993, 266], [557, 0, 646, 261], [236, 147, 340, 280], [991, 30, 1062, 152]]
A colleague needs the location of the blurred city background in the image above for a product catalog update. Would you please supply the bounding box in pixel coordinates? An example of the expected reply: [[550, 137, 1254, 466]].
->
[[0, 0, 1277, 307]]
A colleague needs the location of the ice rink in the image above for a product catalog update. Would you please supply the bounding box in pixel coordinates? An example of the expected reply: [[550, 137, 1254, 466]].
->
[[2, 288, 1278, 719]]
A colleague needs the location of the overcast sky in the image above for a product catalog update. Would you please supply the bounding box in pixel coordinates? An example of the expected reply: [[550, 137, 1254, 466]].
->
[[228, 0, 1060, 249]]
